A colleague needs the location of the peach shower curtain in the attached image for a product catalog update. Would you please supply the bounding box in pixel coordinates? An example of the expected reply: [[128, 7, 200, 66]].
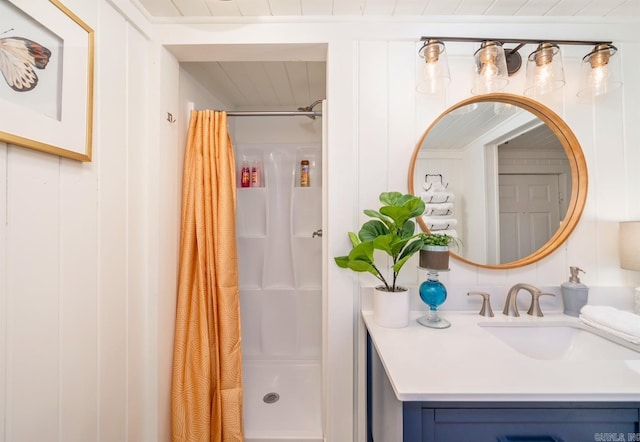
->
[[171, 110, 244, 441]]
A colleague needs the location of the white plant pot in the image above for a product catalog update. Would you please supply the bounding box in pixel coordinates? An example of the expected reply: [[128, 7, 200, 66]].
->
[[373, 286, 409, 328]]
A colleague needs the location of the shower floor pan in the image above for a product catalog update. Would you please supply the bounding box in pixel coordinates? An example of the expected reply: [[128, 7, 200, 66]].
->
[[243, 360, 323, 441]]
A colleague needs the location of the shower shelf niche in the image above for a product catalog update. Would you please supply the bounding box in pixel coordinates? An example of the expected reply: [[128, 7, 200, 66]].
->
[[235, 143, 323, 360]]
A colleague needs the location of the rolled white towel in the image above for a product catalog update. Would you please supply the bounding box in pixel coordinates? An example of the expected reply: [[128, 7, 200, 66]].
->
[[423, 216, 458, 231], [424, 202, 454, 216], [422, 182, 448, 192], [579, 305, 640, 344], [420, 191, 455, 204]]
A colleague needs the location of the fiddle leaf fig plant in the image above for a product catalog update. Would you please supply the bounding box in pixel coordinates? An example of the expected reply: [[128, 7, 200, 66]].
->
[[334, 191, 427, 292]]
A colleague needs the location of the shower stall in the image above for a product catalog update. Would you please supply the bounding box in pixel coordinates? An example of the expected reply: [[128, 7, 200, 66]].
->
[[232, 103, 324, 441]]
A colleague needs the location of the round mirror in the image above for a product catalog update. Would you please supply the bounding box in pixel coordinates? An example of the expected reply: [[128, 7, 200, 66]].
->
[[408, 93, 588, 269]]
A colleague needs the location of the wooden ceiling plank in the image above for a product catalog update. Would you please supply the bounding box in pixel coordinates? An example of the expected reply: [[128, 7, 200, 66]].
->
[[173, 0, 212, 15], [236, 0, 273, 16], [306, 62, 327, 103], [363, 0, 397, 15], [301, 0, 333, 15], [456, 0, 498, 15], [285, 62, 311, 107], [545, 0, 594, 15], [138, 0, 181, 16], [423, 0, 464, 15], [393, 0, 429, 15], [484, 0, 530, 15], [331, 0, 366, 15], [263, 62, 296, 106], [515, 0, 562, 16], [203, 0, 243, 15], [577, 0, 628, 16], [269, 0, 302, 14]]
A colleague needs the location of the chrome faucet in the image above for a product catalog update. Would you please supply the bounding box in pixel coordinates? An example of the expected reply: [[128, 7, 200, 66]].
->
[[503, 283, 555, 317]]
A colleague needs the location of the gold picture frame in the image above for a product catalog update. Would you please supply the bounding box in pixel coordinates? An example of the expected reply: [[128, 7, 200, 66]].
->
[[0, 0, 94, 161]]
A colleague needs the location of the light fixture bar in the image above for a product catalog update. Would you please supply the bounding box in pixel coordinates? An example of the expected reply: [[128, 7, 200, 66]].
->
[[417, 36, 620, 98], [420, 37, 612, 46]]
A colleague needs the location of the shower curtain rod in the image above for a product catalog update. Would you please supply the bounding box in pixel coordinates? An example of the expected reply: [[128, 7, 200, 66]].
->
[[225, 110, 322, 117]]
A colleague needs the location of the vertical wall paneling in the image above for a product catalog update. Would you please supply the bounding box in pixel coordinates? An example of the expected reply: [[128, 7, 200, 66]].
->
[[126, 22, 151, 442], [6, 148, 60, 441], [154, 47, 182, 442], [358, 41, 390, 288], [98, 4, 129, 441], [325, 40, 358, 442], [387, 42, 420, 288], [0, 142, 6, 442], [592, 89, 626, 284], [58, 154, 99, 442]]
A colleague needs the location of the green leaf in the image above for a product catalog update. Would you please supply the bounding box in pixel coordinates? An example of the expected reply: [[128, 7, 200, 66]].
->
[[334, 256, 350, 268], [363, 209, 394, 230], [348, 231, 360, 247], [359, 220, 388, 242], [399, 220, 416, 239], [379, 191, 404, 206], [348, 241, 374, 262], [399, 238, 424, 260], [347, 260, 377, 274], [405, 197, 425, 218], [393, 239, 424, 273], [372, 234, 395, 255], [379, 205, 411, 227]]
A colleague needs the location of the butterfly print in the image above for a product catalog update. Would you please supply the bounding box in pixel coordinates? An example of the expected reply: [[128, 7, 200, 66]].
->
[[0, 36, 51, 92]]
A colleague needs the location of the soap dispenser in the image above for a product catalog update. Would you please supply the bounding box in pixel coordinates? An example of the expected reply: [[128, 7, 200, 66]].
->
[[561, 266, 589, 317]]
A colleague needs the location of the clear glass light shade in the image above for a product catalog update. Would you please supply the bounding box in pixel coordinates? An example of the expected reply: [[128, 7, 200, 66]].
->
[[577, 43, 622, 98], [472, 41, 509, 94], [524, 43, 565, 97], [417, 40, 451, 94]]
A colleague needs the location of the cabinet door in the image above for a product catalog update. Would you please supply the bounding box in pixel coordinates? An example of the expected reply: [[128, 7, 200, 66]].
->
[[432, 408, 638, 442]]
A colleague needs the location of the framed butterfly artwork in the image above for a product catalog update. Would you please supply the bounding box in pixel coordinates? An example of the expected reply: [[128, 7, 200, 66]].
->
[[0, 0, 94, 161]]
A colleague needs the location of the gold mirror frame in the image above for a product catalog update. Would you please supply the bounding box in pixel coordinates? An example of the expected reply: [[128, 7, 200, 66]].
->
[[408, 93, 588, 269]]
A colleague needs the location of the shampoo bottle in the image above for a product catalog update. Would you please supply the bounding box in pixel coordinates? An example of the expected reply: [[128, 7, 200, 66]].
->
[[561, 266, 589, 317]]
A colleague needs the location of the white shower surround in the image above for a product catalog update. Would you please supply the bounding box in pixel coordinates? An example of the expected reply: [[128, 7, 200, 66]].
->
[[237, 143, 323, 441]]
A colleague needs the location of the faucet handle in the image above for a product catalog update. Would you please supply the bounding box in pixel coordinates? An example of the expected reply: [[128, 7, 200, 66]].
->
[[527, 292, 555, 317], [467, 291, 495, 317]]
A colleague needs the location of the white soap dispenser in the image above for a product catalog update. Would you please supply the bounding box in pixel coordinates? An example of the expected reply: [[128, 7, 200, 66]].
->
[[561, 266, 589, 317]]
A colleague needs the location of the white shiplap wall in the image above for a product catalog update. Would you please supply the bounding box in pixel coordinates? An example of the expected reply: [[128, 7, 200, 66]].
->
[[153, 17, 640, 442], [2, 6, 639, 442], [0, 0, 152, 441]]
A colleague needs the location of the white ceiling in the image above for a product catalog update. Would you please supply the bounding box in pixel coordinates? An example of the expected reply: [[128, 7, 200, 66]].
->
[[139, 0, 638, 110], [136, 0, 638, 18], [420, 101, 562, 152]]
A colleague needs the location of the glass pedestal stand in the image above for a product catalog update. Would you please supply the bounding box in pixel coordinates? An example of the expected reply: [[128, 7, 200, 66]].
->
[[417, 268, 451, 329]]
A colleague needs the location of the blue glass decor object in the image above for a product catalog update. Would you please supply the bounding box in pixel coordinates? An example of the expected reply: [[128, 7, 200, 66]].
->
[[418, 270, 451, 329]]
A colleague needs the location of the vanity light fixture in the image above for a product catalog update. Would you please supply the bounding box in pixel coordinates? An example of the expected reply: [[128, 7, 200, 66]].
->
[[417, 39, 451, 94], [524, 42, 565, 97], [472, 41, 509, 94], [577, 43, 622, 98], [417, 37, 620, 98]]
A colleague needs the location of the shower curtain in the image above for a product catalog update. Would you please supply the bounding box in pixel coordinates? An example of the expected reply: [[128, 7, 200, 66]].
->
[[171, 110, 244, 441]]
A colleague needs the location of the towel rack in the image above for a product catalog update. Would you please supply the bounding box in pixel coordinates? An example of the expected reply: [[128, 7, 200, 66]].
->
[[424, 173, 449, 191]]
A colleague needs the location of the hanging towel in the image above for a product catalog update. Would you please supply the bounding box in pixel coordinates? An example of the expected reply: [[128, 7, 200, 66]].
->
[[579, 305, 640, 344], [423, 216, 458, 231], [422, 182, 448, 192], [420, 191, 455, 203], [424, 202, 454, 216]]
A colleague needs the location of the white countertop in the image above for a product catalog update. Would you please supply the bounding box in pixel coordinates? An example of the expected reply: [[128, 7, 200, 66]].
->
[[363, 310, 640, 402]]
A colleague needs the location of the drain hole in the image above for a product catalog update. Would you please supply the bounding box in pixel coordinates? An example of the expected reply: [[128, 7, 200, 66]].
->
[[263, 392, 280, 404]]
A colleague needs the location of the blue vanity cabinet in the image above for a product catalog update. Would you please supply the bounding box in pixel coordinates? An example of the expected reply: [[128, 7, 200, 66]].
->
[[402, 401, 640, 442]]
